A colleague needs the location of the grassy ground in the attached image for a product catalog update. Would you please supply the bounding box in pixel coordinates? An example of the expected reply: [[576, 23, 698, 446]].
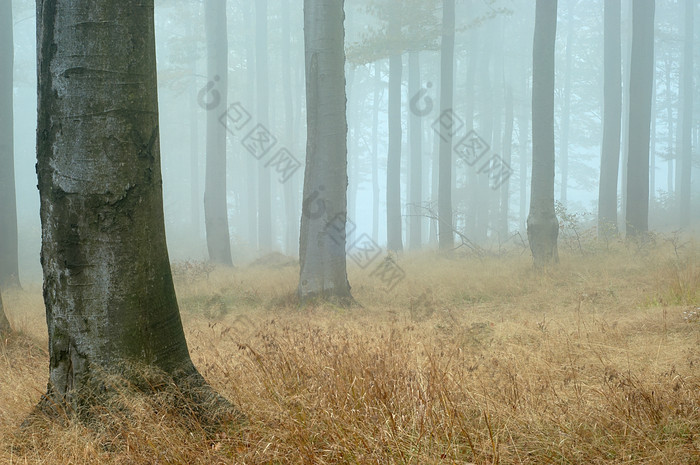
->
[[0, 240, 698, 464]]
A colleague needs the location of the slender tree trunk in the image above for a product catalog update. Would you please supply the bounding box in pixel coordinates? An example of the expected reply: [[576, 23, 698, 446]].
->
[[257, 0, 273, 252], [189, 7, 201, 241], [625, 0, 655, 237], [679, 0, 694, 227], [528, 0, 560, 270], [650, 78, 656, 206], [204, 0, 233, 265], [598, 0, 622, 235], [0, 290, 10, 336], [372, 62, 381, 243], [518, 83, 530, 233], [438, 0, 455, 250], [282, 0, 298, 255], [665, 57, 674, 195], [298, 0, 352, 303], [408, 51, 422, 250], [464, 28, 479, 236], [559, 0, 574, 206], [619, 0, 632, 228], [0, 0, 20, 288], [35, 0, 238, 422], [245, 3, 258, 250], [386, 15, 403, 252], [500, 85, 514, 237]]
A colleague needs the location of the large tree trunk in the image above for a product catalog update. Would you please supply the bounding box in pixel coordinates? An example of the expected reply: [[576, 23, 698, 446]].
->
[[244, 2, 258, 250], [0, 290, 10, 336], [408, 51, 422, 251], [528, 0, 559, 270], [35, 0, 238, 422], [679, 0, 694, 227], [625, 0, 655, 237], [298, 0, 352, 303], [0, 0, 20, 288], [438, 0, 455, 250], [257, 0, 273, 252], [386, 21, 403, 252], [598, 0, 622, 235], [204, 0, 233, 265]]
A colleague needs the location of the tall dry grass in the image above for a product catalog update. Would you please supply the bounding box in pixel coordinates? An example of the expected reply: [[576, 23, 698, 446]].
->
[[0, 241, 698, 464]]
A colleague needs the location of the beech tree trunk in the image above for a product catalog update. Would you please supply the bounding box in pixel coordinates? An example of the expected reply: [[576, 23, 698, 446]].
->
[[257, 0, 273, 252], [438, 0, 455, 250], [0, 0, 20, 288], [386, 18, 403, 252], [528, 0, 560, 270], [298, 0, 352, 303], [679, 0, 693, 227], [35, 0, 238, 421], [408, 50, 422, 250], [204, 0, 233, 265], [598, 0, 622, 236], [625, 0, 655, 237]]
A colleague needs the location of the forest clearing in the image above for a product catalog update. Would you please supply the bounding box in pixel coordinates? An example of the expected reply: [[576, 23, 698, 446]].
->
[[2, 243, 698, 464]]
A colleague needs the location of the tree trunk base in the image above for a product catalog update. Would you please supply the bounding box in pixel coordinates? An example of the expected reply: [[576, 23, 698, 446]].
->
[[23, 363, 245, 436]]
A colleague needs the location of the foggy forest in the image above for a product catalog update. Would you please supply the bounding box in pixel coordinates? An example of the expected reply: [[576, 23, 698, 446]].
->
[[0, 0, 699, 463]]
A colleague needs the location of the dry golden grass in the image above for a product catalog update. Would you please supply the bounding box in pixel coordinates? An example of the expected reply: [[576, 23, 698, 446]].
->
[[1, 241, 698, 464]]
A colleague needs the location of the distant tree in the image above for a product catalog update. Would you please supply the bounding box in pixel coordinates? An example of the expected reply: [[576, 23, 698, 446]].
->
[[204, 0, 233, 265], [528, 0, 559, 269], [35, 0, 239, 421], [0, 289, 10, 336], [386, 15, 403, 252], [257, 0, 273, 252], [0, 0, 20, 288], [438, 0, 456, 250], [679, 0, 693, 227], [625, 0, 655, 236], [298, 0, 353, 303], [598, 0, 622, 235]]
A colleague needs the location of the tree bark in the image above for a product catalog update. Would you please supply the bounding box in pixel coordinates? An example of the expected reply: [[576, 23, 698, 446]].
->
[[35, 0, 239, 422], [438, 0, 455, 250], [625, 0, 655, 237], [679, 0, 693, 227], [298, 0, 352, 303], [204, 0, 233, 265], [0, 0, 20, 288], [372, 61, 381, 243], [528, 0, 560, 270], [598, 0, 622, 236]]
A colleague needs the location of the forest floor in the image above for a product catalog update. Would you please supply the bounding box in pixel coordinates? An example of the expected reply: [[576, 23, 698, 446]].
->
[[0, 237, 698, 464]]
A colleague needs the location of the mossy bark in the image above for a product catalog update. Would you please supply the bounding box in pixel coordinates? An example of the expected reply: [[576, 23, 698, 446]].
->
[[35, 0, 240, 425]]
